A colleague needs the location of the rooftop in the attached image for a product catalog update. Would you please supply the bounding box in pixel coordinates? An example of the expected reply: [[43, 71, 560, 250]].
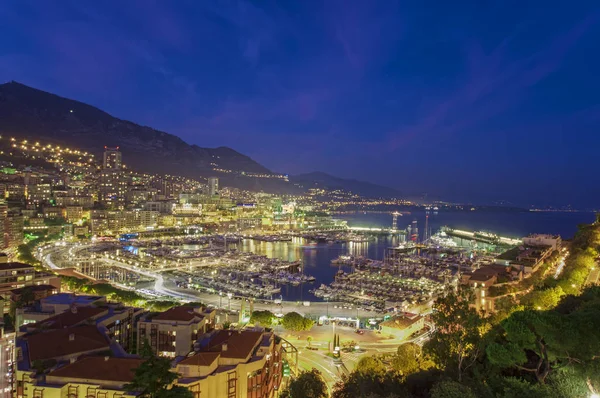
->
[[11, 284, 58, 295], [525, 233, 560, 239], [0, 262, 33, 271], [496, 246, 521, 261], [178, 351, 221, 367], [47, 356, 143, 383], [206, 330, 263, 359], [26, 325, 109, 363], [151, 305, 204, 322], [31, 306, 107, 330], [41, 293, 104, 306]]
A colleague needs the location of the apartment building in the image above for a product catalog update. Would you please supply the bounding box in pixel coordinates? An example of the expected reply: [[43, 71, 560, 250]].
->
[[175, 329, 283, 398], [137, 305, 215, 357]]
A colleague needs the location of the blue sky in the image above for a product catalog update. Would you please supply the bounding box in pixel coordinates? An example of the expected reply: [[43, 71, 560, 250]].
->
[[1, 1, 599, 207]]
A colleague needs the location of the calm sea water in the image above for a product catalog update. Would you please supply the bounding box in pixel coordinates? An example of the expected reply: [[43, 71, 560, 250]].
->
[[235, 210, 596, 301]]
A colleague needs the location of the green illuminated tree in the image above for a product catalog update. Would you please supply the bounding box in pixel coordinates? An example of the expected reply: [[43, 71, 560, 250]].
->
[[282, 312, 314, 331], [250, 310, 275, 326], [424, 287, 489, 382], [393, 343, 421, 375]]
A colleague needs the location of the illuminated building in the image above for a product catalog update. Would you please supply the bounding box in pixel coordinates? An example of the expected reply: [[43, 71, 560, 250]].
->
[[0, 261, 61, 314], [174, 329, 283, 398], [64, 206, 84, 222], [208, 177, 219, 196], [4, 213, 23, 248], [26, 183, 52, 205], [0, 324, 15, 398], [99, 169, 128, 209], [102, 146, 122, 170], [137, 305, 215, 357]]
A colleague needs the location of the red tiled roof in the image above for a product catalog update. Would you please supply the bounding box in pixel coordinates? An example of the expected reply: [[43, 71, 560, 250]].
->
[[207, 330, 263, 359], [47, 356, 143, 382], [179, 351, 220, 366], [32, 307, 107, 329], [26, 325, 109, 363], [152, 306, 204, 322]]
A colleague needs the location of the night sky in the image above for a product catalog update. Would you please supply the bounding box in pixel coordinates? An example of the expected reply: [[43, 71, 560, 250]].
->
[[1, 1, 599, 208]]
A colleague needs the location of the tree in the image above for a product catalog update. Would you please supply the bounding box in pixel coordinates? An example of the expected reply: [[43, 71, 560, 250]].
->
[[429, 380, 476, 398], [521, 286, 564, 310], [425, 287, 489, 382], [393, 343, 421, 375], [250, 310, 275, 326], [486, 299, 600, 385], [280, 368, 328, 398], [355, 356, 386, 375], [282, 312, 314, 331], [333, 356, 406, 398], [124, 341, 193, 398]]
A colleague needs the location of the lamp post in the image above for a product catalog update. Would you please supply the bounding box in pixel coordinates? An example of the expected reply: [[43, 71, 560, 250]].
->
[[227, 292, 233, 311], [219, 291, 222, 308]]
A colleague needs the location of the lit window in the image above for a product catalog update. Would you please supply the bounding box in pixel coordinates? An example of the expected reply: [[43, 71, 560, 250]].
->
[[481, 291, 485, 297]]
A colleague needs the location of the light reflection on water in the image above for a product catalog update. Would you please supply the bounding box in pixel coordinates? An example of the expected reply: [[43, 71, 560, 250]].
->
[[233, 235, 405, 301]]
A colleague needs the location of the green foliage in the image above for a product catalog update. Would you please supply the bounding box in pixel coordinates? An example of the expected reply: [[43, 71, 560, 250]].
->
[[124, 341, 193, 398], [425, 287, 489, 382], [249, 310, 275, 326], [280, 368, 328, 398], [355, 356, 387, 375], [146, 300, 178, 312], [521, 286, 564, 310], [61, 276, 148, 307], [393, 343, 422, 375], [495, 377, 552, 398], [429, 380, 476, 398], [331, 221, 600, 398], [281, 312, 314, 331]]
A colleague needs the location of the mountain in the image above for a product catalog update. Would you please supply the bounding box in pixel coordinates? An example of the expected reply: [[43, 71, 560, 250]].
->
[[291, 171, 401, 198], [0, 81, 269, 180], [0, 81, 402, 198]]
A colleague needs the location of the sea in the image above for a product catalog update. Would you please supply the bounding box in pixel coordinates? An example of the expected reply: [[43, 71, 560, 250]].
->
[[234, 210, 596, 302]]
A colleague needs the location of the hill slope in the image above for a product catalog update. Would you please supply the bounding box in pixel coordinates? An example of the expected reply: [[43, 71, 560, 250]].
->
[[291, 171, 401, 198], [0, 81, 402, 198], [0, 81, 269, 178]]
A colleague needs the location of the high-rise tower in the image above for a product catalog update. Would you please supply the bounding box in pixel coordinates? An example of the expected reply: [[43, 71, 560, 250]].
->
[[103, 146, 122, 169], [208, 177, 219, 196]]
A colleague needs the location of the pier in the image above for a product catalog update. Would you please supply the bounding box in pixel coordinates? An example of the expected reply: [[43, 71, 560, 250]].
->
[[441, 227, 521, 246]]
